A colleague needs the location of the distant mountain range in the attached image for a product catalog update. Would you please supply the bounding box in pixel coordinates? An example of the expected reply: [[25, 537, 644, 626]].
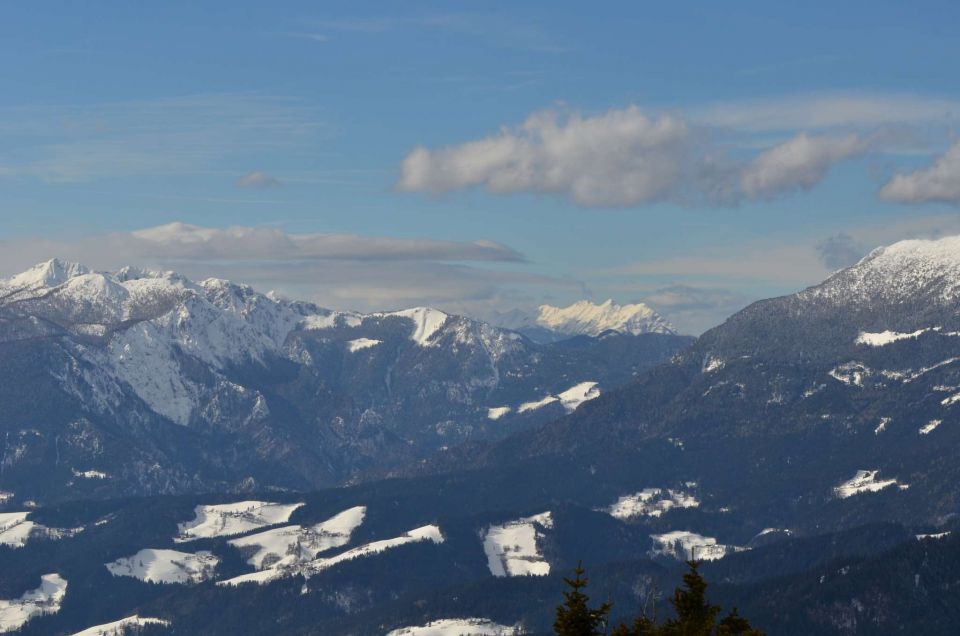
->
[[0, 260, 690, 502], [6, 236, 960, 635], [486, 299, 675, 343]]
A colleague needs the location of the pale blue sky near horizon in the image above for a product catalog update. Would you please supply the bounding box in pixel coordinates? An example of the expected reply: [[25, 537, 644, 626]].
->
[[2, 1, 959, 332]]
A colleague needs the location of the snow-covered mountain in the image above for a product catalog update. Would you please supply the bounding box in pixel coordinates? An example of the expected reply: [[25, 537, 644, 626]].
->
[[487, 299, 675, 342], [536, 299, 675, 337], [0, 260, 691, 502]]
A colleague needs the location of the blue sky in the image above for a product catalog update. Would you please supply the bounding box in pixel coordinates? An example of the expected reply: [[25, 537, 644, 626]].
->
[[2, 1, 960, 332]]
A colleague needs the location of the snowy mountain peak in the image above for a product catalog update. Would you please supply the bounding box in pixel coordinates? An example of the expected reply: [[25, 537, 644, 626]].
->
[[536, 299, 675, 337], [382, 307, 450, 346], [806, 234, 960, 305], [6, 258, 89, 290]]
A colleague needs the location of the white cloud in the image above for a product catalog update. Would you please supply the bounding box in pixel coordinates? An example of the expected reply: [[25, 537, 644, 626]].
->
[[692, 93, 960, 132], [236, 171, 282, 189], [118, 222, 524, 263], [398, 105, 888, 207], [399, 106, 698, 207], [0, 223, 549, 314], [0, 94, 328, 183], [879, 141, 960, 205], [740, 133, 868, 198]]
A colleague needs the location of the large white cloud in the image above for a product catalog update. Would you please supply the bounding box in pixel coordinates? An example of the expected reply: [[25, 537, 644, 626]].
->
[[880, 141, 960, 205], [399, 106, 698, 207], [398, 106, 880, 207], [740, 133, 868, 199]]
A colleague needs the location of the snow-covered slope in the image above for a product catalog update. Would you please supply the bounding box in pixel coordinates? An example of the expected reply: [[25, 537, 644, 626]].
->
[[482, 512, 552, 577], [0, 573, 67, 633], [0, 258, 690, 502], [70, 616, 170, 636], [805, 235, 960, 305], [387, 618, 523, 636], [223, 506, 366, 583], [176, 501, 305, 541], [105, 549, 219, 584], [536, 299, 675, 337]]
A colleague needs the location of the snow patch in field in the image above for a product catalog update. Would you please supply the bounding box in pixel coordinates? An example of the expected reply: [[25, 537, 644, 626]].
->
[[920, 419, 942, 435], [650, 531, 743, 562], [482, 512, 553, 577], [306, 524, 443, 576], [71, 469, 108, 480], [487, 407, 511, 420], [0, 512, 80, 548], [702, 356, 725, 373], [856, 329, 931, 346], [222, 523, 442, 586], [105, 549, 219, 584], [517, 381, 600, 414], [603, 489, 700, 520], [942, 392, 960, 406], [347, 338, 381, 352], [518, 395, 558, 413], [225, 506, 365, 580], [833, 470, 905, 498], [387, 618, 523, 636], [829, 362, 869, 387], [557, 382, 600, 412], [70, 615, 171, 636], [917, 531, 951, 541], [0, 573, 67, 634], [176, 501, 304, 541]]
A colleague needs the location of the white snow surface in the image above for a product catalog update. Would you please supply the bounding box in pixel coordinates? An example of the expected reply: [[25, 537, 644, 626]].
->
[[387, 618, 523, 636], [804, 235, 960, 305], [222, 523, 442, 586], [347, 338, 381, 352], [487, 406, 512, 420], [383, 307, 450, 346], [482, 512, 553, 577], [517, 381, 601, 414], [305, 524, 444, 577], [0, 512, 35, 548], [0, 512, 79, 548], [176, 501, 304, 541], [517, 395, 559, 413], [536, 299, 675, 337], [0, 573, 68, 634], [226, 506, 365, 576], [856, 329, 931, 346], [557, 382, 601, 412], [920, 419, 942, 435], [70, 616, 171, 636], [105, 549, 219, 584], [650, 531, 743, 562], [604, 489, 700, 520], [833, 470, 905, 498]]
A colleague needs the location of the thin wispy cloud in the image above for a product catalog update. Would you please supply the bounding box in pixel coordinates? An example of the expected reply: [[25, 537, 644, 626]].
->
[[0, 222, 546, 313], [308, 12, 567, 53], [0, 94, 329, 183], [691, 93, 960, 132], [236, 171, 283, 189]]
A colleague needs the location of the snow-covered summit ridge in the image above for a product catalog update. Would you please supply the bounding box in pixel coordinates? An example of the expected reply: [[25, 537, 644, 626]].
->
[[536, 299, 675, 336], [805, 234, 960, 304]]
